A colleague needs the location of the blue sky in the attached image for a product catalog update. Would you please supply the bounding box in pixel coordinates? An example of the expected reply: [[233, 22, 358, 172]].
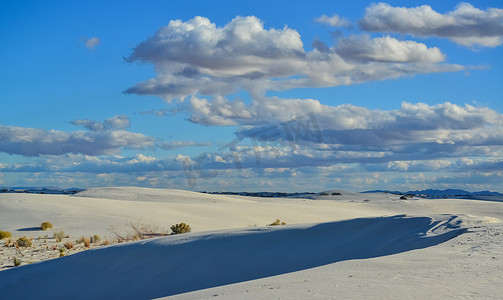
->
[[1, 0, 502, 192]]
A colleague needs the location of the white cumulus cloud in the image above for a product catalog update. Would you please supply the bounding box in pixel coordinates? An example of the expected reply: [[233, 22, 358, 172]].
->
[[181, 96, 503, 167], [125, 16, 462, 101], [359, 2, 503, 48], [72, 115, 130, 131], [314, 14, 351, 27], [85, 37, 100, 49], [0, 115, 210, 157], [0, 124, 155, 156], [335, 35, 445, 62]]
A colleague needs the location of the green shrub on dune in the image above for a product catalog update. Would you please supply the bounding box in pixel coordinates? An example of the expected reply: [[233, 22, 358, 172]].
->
[[170, 223, 191, 235], [90, 234, 100, 243], [41, 222, 53, 231]]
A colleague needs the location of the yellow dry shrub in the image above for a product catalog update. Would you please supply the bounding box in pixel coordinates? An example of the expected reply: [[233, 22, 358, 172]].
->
[[0, 231, 12, 239], [170, 223, 191, 235], [268, 219, 286, 226]]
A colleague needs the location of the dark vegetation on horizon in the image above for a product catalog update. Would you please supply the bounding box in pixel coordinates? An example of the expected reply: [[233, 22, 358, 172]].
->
[[363, 189, 503, 198], [203, 189, 503, 199], [0, 187, 83, 195], [199, 191, 317, 198]]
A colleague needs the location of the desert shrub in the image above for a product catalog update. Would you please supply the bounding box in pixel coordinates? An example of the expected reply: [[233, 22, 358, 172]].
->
[[268, 219, 286, 226], [16, 236, 32, 247], [101, 240, 110, 246], [128, 220, 167, 239], [64, 241, 73, 249], [13, 257, 21, 267], [400, 195, 408, 200], [109, 220, 167, 242], [0, 231, 12, 239], [170, 223, 191, 235], [108, 226, 127, 243], [83, 236, 90, 248], [40, 222, 53, 231], [59, 247, 65, 257], [90, 234, 100, 243], [53, 231, 65, 242]]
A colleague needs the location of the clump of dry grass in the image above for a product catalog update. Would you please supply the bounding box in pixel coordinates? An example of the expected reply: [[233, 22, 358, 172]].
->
[[268, 219, 286, 226], [83, 236, 91, 248], [64, 241, 73, 249], [53, 231, 65, 242], [109, 219, 168, 243], [16, 236, 32, 247], [13, 257, 21, 267], [0, 231, 12, 239]]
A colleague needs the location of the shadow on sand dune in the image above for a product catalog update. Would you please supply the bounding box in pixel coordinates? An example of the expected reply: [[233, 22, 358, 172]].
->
[[0, 215, 467, 299], [16, 227, 42, 232]]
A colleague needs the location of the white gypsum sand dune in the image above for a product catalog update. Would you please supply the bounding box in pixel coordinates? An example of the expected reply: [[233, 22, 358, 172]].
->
[[0, 188, 389, 238], [0, 187, 502, 299], [0, 214, 467, 299], [169, 219, 503, 300]]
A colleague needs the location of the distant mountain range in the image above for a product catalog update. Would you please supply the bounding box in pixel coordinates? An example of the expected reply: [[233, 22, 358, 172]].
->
[[363, 189, 503, 197]]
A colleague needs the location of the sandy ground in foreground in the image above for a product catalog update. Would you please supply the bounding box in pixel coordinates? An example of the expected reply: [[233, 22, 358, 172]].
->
[[167, 222, 502, 300], [0, 187, 502, 299]]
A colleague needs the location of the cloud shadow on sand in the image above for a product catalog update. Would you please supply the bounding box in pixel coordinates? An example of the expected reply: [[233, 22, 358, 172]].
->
[[0, 215, 467, 299]]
